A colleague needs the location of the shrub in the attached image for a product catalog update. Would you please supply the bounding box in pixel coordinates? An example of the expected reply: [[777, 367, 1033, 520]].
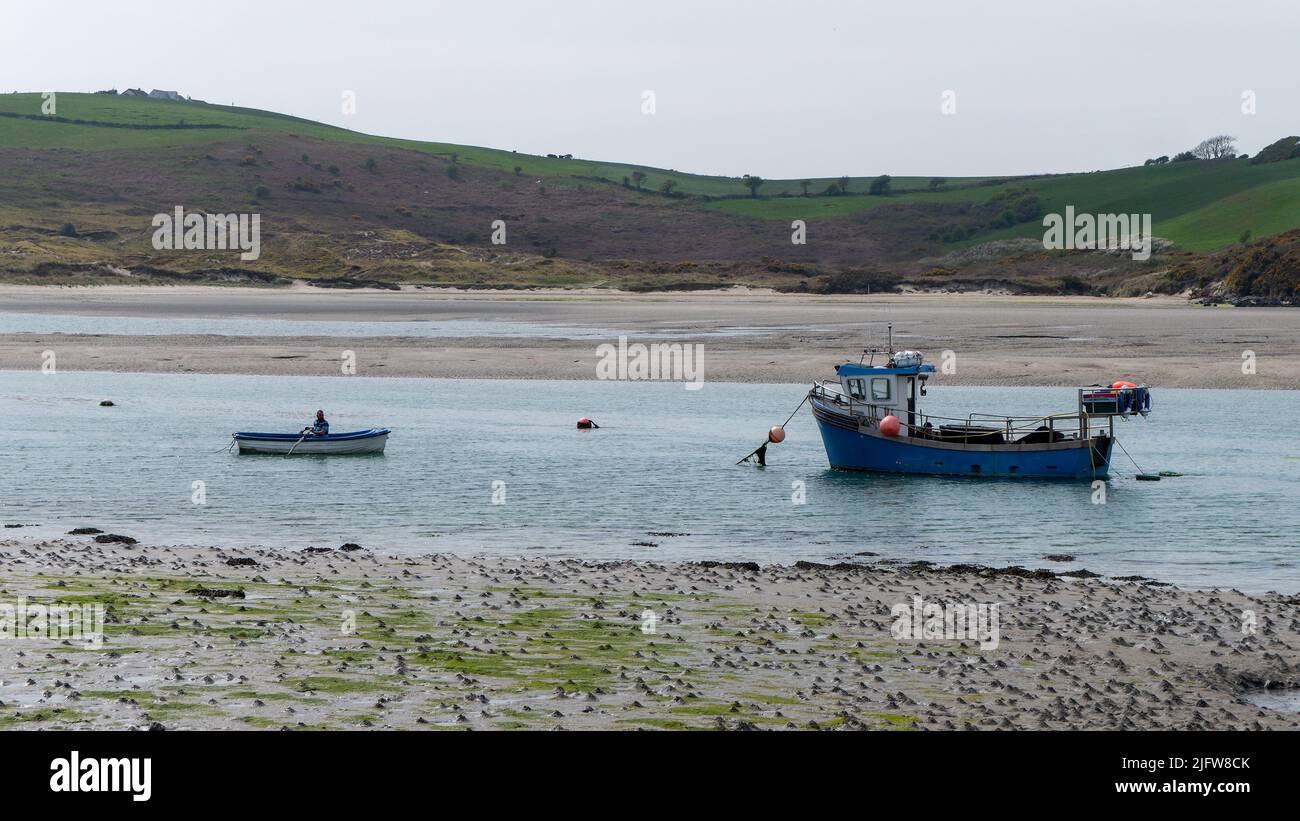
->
[[1250, 136, 1300, 165], [813, 269, 902, 294]]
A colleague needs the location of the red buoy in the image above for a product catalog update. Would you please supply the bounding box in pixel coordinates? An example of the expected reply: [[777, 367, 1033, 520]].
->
[[880, 415, 901, 437], [768, 425, 786, 443]]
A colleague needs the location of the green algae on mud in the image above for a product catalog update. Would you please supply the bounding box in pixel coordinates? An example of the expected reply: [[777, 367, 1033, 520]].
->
[[5, 542, 1299, 731]]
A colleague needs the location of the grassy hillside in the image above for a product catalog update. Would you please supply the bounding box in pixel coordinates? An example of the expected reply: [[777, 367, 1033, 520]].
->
[[0, 93, 989, 198], [0, 91, 1297, 301]]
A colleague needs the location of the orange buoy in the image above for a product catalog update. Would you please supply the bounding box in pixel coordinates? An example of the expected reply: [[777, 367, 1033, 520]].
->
[[879, 415, 901, 436], [1111, 381, 1137, 389], [768, 425, 786, 443]]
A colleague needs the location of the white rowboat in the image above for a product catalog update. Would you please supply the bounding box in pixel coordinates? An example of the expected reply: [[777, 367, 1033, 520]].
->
[[233, 428, 390, 455]]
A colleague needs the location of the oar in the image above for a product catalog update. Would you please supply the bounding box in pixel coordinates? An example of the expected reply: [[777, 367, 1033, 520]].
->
[[285, 430, 309, 456]]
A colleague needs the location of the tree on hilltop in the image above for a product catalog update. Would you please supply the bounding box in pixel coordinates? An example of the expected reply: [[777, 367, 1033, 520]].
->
[[1192, 135, 1237, 160]]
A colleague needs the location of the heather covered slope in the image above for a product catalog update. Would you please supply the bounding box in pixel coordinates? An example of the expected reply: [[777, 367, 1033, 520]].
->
[[1, 92, 1298, 300]]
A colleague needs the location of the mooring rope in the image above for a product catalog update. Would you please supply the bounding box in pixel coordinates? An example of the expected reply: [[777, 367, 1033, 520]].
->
[[1114, 436, 1145, 475], [779, 394, 809, 428], [737, 393, 809, 464]]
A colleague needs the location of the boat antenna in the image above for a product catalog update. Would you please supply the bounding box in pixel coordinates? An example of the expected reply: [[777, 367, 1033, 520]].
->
[[887, 322, 893, 353]]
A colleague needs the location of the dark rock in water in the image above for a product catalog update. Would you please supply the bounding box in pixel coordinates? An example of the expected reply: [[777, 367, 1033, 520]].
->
[[647, 531, 689, 537], [794, 560, 875, 572], [68, 527, 104, 535], [1059, 569, 1102, 578], [854, 551, 879, 557], [904, 562, 1058, 580], [1113, 574, 1173, 586], [303, 547, 333, 554], [4, 523, 24, 528], [340, 542, 363, 552], [693, 560, 761, 572], [225, 557, 258, 567], [1043, 554, 1076, 562], [631, 541, 659, 548], [99, 400, 115, 407], [94, 534, 137, 545], [186, 587, 245, 599], [964, 564, 1056, 580]]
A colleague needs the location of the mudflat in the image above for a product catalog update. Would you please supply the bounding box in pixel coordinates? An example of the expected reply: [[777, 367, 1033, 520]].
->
[[2, 536, 1296, 730], [0, 286, 1295, 388]]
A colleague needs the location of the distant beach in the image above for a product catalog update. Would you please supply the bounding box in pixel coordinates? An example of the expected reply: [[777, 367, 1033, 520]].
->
[[0, 286, 1297, 388]]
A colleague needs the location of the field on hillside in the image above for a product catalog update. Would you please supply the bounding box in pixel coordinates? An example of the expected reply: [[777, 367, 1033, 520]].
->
[[0, 92, 1297, 301], [0, 93, 990, 198]]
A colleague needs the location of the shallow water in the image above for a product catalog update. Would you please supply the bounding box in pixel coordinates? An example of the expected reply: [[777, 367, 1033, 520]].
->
[[1244, 689, 1300, 713], [1, 370, 1297, 593], [0, 311, 785, 339]]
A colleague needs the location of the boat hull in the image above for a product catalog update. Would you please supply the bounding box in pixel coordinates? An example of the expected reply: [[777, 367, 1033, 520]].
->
[[233, 429, 389, 455], [812, 402, 1110, 479]]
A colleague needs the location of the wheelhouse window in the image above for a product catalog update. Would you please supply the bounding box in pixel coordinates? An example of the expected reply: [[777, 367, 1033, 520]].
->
[[846, 378, 866, 401], [871, 378, 891, 401]]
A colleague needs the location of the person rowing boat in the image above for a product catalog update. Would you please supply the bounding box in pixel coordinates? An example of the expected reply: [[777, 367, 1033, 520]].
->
[[301, 409, 329, 437]]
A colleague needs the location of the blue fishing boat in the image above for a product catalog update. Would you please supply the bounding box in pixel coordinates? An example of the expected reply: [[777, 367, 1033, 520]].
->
[[807, 339, 1150, 480]]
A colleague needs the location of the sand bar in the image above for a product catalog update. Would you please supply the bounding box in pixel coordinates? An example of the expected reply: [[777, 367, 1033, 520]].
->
[[0, 286, 1295, 388]]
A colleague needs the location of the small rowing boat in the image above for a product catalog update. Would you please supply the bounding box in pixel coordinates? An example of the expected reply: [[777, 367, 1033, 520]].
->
[[232, 428, 390, 455]]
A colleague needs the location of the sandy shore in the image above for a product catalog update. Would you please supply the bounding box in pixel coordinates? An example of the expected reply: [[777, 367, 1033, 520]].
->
[[0, 286, 1296, 387], [2, 534, 1296, 730]]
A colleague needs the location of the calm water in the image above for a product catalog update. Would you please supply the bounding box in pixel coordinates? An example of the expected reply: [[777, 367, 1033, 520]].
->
[[1, 370, 1297, 593]]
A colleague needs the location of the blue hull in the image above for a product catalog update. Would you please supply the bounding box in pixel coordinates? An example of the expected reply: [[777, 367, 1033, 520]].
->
[[813, 410, 1111, 480]]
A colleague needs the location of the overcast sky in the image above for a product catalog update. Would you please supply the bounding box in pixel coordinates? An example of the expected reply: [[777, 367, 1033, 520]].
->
[[5, 0, 1296, 178]]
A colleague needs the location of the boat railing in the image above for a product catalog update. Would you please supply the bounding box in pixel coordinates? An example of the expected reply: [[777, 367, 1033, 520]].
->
[[809, 381, 1106, 440]]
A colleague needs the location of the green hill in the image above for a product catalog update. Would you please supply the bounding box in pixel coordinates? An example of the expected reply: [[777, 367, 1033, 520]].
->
[[0, 91, 1297, 301], [0, 92, 992, 198]]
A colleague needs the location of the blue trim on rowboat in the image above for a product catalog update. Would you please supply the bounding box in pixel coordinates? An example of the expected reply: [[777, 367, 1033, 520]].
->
[[232, 428, 390, 442]]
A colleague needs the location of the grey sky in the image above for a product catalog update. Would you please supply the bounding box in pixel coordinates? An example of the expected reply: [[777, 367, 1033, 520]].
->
[[5, 0, 1295, 178]]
